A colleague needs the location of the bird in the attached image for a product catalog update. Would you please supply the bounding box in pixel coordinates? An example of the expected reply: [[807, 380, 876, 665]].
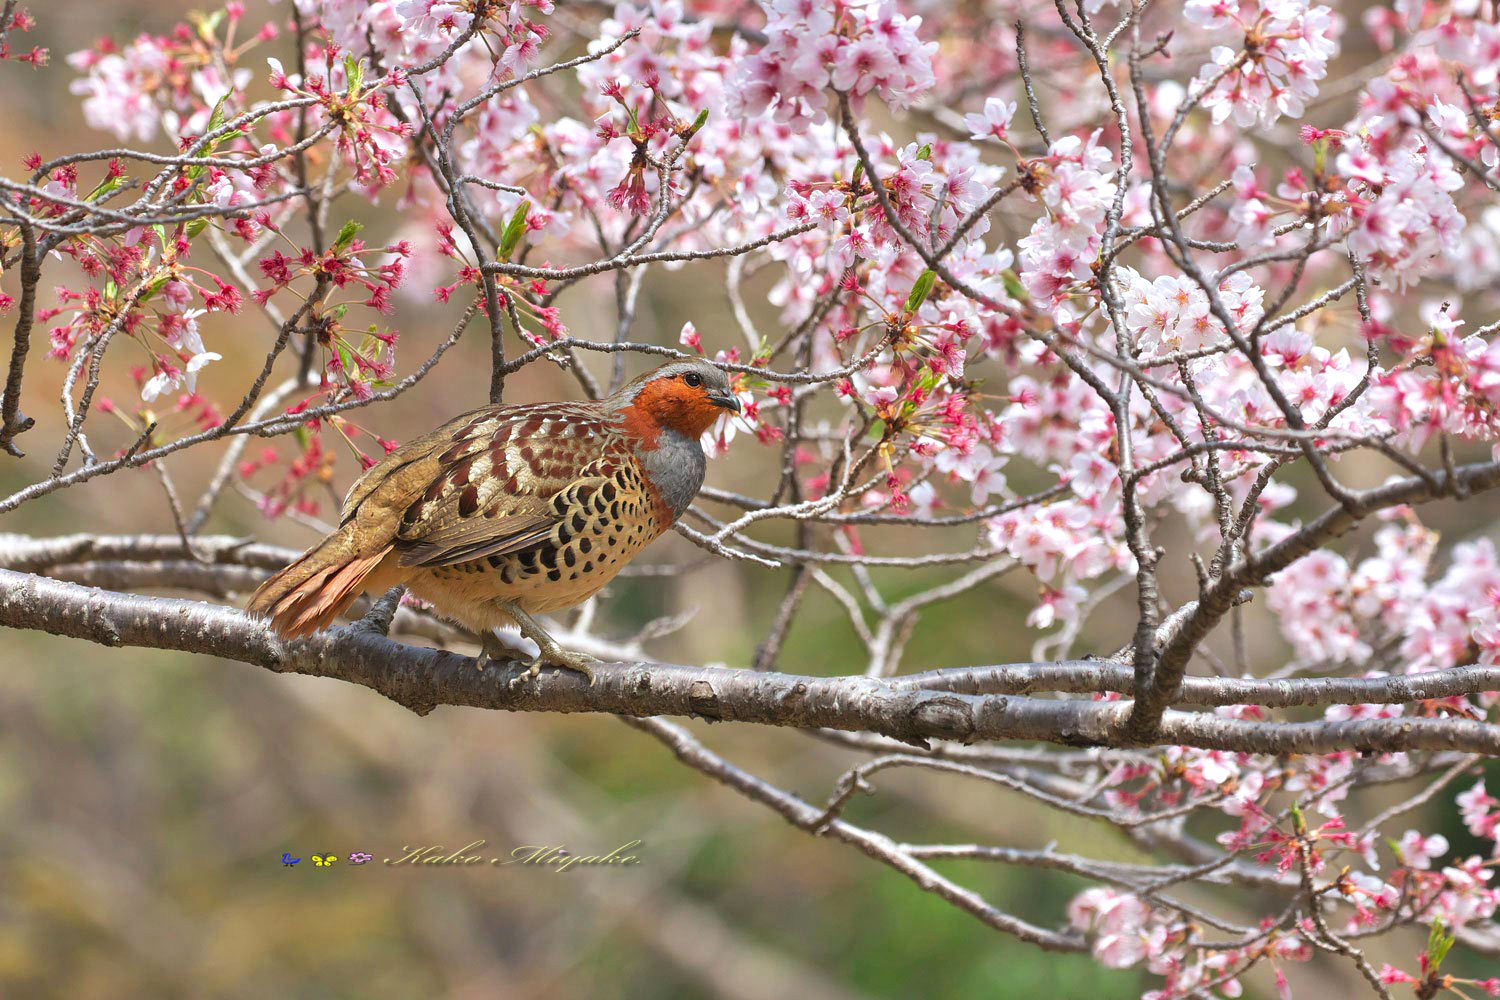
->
[[246, 359, 741, 681]]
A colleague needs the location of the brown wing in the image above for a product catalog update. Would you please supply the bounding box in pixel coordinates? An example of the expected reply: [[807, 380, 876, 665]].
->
[[244, 407, 508, 638], [380, 403, 626, 569], [338, 406, 499, 524]]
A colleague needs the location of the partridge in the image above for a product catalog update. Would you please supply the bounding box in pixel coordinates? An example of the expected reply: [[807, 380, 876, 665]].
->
[[246, 360, 741, 680]]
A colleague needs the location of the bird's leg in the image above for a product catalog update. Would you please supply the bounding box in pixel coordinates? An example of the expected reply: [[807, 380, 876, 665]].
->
[[475, 629, 536, 671], [496, 601, 598, 684]]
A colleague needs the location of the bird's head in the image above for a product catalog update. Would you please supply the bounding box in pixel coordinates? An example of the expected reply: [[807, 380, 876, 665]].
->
[[612, 360, 741, 444]]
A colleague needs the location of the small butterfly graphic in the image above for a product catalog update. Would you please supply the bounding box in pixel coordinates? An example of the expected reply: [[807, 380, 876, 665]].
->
[[312, 854, 338, 867], [281, 853, 301, 867], [348, 852, 373, 865]]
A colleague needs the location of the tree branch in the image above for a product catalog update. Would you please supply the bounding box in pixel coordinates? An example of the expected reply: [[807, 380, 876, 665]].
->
[[3, 564, 1500, 756]]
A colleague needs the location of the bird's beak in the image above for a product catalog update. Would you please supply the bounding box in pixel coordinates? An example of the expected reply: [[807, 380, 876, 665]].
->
[[707, 391, 741, 413]]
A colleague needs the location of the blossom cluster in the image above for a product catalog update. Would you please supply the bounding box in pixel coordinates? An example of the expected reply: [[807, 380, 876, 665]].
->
[[728, 0, 937, 131]]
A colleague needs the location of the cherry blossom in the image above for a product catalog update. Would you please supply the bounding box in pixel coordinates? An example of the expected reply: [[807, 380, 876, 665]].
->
[[964, 96, 1016, 142]]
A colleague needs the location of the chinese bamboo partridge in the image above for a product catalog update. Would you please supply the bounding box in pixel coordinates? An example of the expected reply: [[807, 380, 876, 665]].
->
[[246, 360, 740, 681]]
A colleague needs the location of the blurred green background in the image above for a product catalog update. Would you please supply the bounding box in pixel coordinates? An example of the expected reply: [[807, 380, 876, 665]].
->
[[0, 3, 1491, 998]]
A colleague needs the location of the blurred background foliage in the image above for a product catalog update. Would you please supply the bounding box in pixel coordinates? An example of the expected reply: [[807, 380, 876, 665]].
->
[[0, 3, 1491, 997]]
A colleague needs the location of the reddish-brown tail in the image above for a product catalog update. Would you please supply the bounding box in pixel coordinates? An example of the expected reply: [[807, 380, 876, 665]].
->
[[246, 530, 396, 639]]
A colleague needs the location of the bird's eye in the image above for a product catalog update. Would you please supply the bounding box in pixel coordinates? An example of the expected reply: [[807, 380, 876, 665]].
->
[[683, 372, 703, 388]]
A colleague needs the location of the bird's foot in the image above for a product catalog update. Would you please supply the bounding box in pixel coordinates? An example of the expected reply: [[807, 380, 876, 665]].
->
[[480, 629, 597, 683], [497, 601, 598, 685], [535, 644, 599, 685]]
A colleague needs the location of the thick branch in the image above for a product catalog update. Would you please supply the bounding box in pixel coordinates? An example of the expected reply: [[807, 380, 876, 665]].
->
[[3, 567, 1500, 755]]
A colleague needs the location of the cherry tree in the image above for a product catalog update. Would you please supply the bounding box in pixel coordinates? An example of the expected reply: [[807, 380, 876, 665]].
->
[[2, 0, 1500, 994]]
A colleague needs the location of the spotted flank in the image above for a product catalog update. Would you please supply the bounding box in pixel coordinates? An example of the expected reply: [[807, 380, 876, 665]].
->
[[389, 410, 670, 615]]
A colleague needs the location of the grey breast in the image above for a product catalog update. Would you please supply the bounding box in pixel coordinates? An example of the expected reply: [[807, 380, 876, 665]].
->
[[639, 427, 707, 518]]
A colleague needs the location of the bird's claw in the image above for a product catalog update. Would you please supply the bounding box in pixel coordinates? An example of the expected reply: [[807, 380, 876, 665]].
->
[[541, 648, 598, 685]]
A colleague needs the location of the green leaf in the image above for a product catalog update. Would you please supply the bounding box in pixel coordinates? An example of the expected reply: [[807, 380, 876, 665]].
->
[[186, 218, 209, 239], [198, 10, 225, 39], [336, 341, 354, 373], [904, 269, 937, 315], [186, 96, 232, 180], [138, 273, 171, 303], [1001, 268, 1028, 301], [679, 109, 708, 141], [914, 143, 932, 161], [499, 200, 531, 260], [1427, 918, 1454, 971], [333, 220, 363, 251], [85, 175, 126, 203], [206, 94, 230, 136], [343, 54, 364, 95]]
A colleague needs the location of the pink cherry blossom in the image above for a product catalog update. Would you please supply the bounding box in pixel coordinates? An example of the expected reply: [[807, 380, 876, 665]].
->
[[964, 97, 1016, 142]]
